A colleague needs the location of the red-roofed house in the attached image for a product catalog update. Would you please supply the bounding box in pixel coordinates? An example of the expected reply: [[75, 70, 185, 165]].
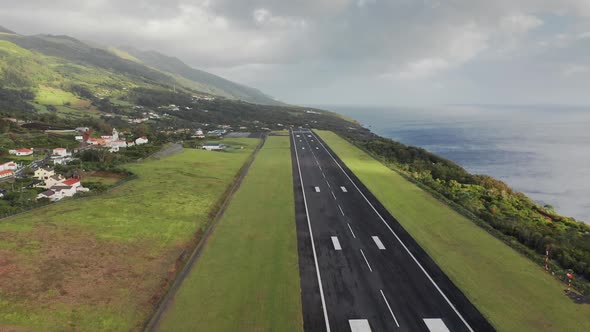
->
[[0, 169, 13, 179], [62, 178, 81, 188], [0, 162, 17, 172], [9, 148, 33, 156]]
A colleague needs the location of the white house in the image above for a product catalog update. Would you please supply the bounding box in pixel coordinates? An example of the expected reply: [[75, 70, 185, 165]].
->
[[0, 161, 17, 172], [62, 178, 82, 189], [52, 148, 71, 157], [37, 190, 58, 201], [135, 137, 149, 145], [34, 167, 55, 180], [41, 178, 87, 201], [52, 157, 74, 165], [9, 148, 33, 156]]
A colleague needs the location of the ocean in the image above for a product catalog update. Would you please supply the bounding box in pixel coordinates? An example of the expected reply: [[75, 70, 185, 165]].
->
[[321, 105, 590, 223]]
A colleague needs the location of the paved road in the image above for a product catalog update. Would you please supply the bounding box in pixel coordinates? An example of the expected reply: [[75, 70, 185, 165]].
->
[[290, 129, 494, 332]]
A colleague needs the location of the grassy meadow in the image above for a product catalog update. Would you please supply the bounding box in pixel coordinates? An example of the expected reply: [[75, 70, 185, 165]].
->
[[316, 130, 590, 332], [0, 138, 259, 331], [157, 136, 303, 332]]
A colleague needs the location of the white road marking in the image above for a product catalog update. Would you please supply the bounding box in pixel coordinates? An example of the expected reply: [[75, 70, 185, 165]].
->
[[423, 319, 450, 332], [331, 236, 342, 250], [380, 290, 400, 327], [372, 236, 386, 250], [322, 172, 326, 178], [311, 131, 474, 332], [360, 249, 373, 272], [331, 191, 337, 200], [314, 186, 320, 193], [326, 181, 331, 189], [347, 223, 356, 238], [338, 204, 345, 216], [340, 186, 348, 192], [349, 319, 372, 332], [291, 130, 331, 332]]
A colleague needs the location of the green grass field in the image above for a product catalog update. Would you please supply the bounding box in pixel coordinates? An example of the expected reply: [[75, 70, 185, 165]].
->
[[0, 138, 259, 331], [316, 130, 590, 332], [157, 136, 303, 332]]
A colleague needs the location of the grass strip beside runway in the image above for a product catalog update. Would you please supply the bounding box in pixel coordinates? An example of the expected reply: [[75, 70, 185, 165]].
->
[[0, 138, 259, 331], [316, 130, 590, 332], [157, 136, 303, 332]]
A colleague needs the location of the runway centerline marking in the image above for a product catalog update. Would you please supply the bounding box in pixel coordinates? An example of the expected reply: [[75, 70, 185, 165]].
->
[[349, 319, 372, 332], [331, 236, 342, 250], [360, 249, 373, 272], [340, 186, 348, 192], [347, 223, 356, 238], [338, 204, 345, 216], [423, 318, 450, 332], [372, 236, 386, 250], [310, 131, 474, 332], [380, 289, 400, 327], [314, 186, 320, 193], [290, 130, 331, 332]]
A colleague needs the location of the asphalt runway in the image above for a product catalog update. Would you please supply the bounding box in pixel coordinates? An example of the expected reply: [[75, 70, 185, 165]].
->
[[290, 129, 494, 332]]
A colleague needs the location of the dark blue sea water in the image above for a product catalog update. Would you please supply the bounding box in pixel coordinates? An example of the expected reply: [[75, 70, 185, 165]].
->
[[321, 105, 590, 223]]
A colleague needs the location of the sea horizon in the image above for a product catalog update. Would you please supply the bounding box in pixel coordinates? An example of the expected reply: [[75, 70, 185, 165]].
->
[[313, 104, 590, 223]]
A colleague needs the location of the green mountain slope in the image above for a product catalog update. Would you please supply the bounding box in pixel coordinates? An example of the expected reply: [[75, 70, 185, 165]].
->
[[0, 29, 280, 105], [119, 47, 283, 105], [0, 25, 15, 34]]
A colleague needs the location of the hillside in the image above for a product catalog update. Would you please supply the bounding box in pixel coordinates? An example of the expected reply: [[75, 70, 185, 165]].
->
[[0, 26, 15, 34], [0, 29, 280, 105], [119, 47, 283, 106]]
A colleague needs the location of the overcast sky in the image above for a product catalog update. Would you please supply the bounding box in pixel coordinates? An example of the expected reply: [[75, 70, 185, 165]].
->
[[2, 0, 590, 105]]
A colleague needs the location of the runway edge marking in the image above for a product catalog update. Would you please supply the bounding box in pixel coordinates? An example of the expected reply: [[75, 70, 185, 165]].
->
[[292, 129, 331, 332], [311, 131, 475, 332]]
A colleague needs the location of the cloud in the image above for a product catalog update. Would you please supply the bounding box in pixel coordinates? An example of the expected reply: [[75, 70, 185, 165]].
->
[[0, 0, 589, 104]]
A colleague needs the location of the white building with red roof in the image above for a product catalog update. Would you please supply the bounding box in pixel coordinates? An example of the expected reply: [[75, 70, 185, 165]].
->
[[0, 169, 13, 179], [9, 148, 33, 156], [52, 148, 71, 157], [0, 161, 18, 172]]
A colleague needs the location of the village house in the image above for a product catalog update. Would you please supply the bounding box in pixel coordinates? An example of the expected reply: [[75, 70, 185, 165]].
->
[[0, 161, 18, 172], [0, 169, 13, 179], [36, 178, 89, 201], [9, 148, 33, 156], [38, 174, 65, 189], [135, 137, 149, 145], [34, 166, 55, 180], [52, 157, 74, 165], [52, 148, 71, 157]]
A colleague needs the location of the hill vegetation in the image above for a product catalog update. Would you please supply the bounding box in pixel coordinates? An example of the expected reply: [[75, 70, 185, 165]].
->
[[119, 47, 282, 105]]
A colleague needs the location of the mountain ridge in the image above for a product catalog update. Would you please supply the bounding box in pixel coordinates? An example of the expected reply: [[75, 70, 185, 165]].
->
[[0, 27, 280, 105]]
